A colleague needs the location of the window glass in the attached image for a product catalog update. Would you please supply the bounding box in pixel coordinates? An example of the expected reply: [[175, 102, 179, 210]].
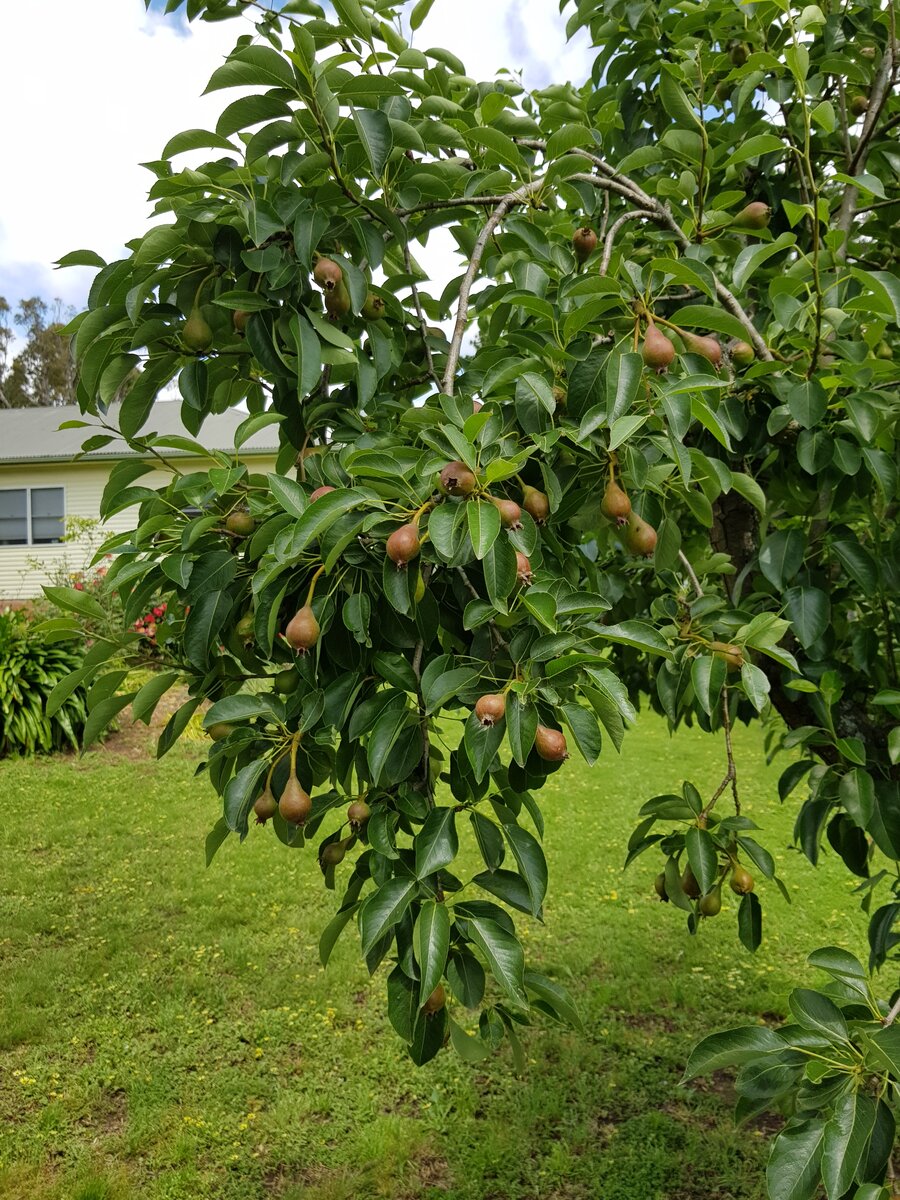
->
[[0, 490, 28, 545], [30, 488, 65, 544]]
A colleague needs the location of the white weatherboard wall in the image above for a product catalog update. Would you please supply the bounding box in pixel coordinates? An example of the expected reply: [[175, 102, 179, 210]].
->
[[0, 458, 278, 601]]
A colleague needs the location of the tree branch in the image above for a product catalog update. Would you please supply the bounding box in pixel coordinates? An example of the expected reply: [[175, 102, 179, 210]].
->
[[678, 550, 704, 598], [599, 209, 659, 275], [442, 178, 545, 396], [837, 21, 899, 244], [395, 195, 526, 217], [567, 172, 774, 361]]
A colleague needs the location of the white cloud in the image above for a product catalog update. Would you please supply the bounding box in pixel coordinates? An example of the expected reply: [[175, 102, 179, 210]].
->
[[0, 1, 592, 321]]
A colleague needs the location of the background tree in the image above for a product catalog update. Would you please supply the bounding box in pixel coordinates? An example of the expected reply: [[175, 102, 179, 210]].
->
[[0, 295, 77, 407], [47, 0, 899, 1194]]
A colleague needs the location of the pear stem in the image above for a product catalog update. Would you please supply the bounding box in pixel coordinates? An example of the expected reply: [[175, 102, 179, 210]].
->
[[305, 565, 325, 607]]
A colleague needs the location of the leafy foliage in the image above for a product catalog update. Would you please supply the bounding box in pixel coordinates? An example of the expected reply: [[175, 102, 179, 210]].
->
[[687, 949, 898, 1200], [53, 0, 898, 1187], [0, 609, 88, 755]]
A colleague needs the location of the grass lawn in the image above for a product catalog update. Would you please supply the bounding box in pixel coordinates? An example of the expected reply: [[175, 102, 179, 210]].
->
[[0, 711, 868, 1200]]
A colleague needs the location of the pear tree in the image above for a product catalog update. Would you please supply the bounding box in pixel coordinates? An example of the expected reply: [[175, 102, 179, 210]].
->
[[48, 1, 899, 1194]]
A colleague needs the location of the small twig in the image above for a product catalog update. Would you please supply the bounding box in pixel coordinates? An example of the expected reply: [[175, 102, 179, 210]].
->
[[678, 550, 704, 598], [402, 229, 438, 388], [597, 189, 610, 244], [456, 567, 509, 651], [700, 688, 739, 820], [599, 210, 657, 275], [883, 993, 900, 1027], [395, 195, 529, 217]]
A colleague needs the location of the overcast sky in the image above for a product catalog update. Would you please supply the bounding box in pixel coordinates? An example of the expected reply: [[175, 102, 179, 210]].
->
[[0, 1, 593, 326]]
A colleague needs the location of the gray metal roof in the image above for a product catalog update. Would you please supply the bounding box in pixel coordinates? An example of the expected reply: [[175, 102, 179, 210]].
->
[[0, 402, 282, 464]]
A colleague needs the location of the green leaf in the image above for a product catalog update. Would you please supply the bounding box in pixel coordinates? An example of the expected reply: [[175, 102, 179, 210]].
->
[[682, 1025, 785, 1081], [131, 671, 180, 725], [224, 760, 268, 839], [822, 1092, 877, 1198], [447, 950, 485, 1008], [691, 654, 727, 717], [205, 45, 297, 93], [741, 662, 771, 713], [319, 900, 361, 967], [730, 471, 767, 514], [467, 500, 501, 560], [332, 0, 371, 37], [205, 817, 230, 868], [484, 534, 517, 612], [82, 692, 135, 751], [839, 769, 875, 829], [267, 473, 308, 519], [738, 892, 763, 952], [686, 827, 718, 895], [766, 1120, 826, 1200], [465, 915, 527, 1007], [516, 371, 555, 415], [204, 694, 282, 727], [759, 529, 805, 591], [592, 622, 669, 656], [184, 591, 233, 668], [807, 947, 869, 1003], [788, 988, 850, 1043], [353, 107, 393, 176], [785, 587, 830, 649], [605, 351, 643, 423], [414, 901, 450, 1008], [785, 379, 828, 430], [42, 585, 107, 622], [733, 232, 796, 292], [669, 304, 757, 345], [367, 702, 412, 785], [560, 701, 602, 765], [658, 69, 699, 127], [234, 411, 285, 451], [415, 807, 459, 879], [506, 695, 537, 766], [448, 1018, 491, 1062], [283, 488, 371, 558], [850, 269, 900, 324], [410, 0, 436, 29], [502, 824, 547, 917], [56, 248, 106, 268], [867, 1024, 900, 1077], [358, 877, 417, 956], [524, 970, 583, 1031]]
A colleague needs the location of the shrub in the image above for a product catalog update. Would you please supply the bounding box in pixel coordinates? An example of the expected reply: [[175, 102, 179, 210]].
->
[[0, 608, 88, 756]]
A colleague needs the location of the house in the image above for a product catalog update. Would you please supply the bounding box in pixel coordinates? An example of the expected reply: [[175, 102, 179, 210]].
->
[[0, 403, 281, 601]]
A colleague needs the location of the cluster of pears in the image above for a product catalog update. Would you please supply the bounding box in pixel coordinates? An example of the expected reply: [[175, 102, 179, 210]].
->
[[252, 766, 312, 827], [600, 469, 657, 557], [654, 858, 755, 916], [474, 693, 568, 761], [312, 254, 385, 322], [641, 319, 723, 373], [438, 460, 550, 525]]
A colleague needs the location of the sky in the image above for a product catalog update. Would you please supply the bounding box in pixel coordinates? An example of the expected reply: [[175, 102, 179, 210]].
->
[[0, 0, 593, 333]]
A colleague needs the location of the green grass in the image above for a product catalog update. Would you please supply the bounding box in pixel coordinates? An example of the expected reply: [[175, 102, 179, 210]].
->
[[0, 714, 868, 1200]]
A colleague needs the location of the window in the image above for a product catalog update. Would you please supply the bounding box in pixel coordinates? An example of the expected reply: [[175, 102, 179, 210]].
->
[[0, 487, 65, 546]]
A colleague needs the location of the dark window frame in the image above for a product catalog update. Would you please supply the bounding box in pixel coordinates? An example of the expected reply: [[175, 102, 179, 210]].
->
[[0, 486, 66, 546]]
